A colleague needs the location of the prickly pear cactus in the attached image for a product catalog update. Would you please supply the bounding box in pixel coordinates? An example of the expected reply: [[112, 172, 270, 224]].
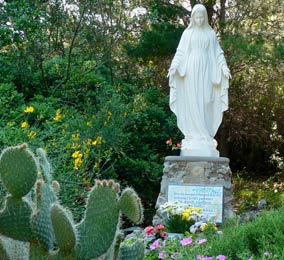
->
[[0, 144, 145, 260], [74, 180, 144, 260], [0, 144, 38, 198]]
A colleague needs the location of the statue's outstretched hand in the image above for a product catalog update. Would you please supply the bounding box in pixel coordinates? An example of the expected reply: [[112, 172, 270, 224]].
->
[[167, 67, 176, 78], [222, 66, 232, 79]]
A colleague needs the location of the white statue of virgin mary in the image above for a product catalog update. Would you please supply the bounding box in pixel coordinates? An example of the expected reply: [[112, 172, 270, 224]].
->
[[168, 4, 231, 157]]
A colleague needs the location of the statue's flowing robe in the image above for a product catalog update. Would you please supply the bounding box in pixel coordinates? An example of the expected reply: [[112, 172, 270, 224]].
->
[[169, 27, 229, 141]]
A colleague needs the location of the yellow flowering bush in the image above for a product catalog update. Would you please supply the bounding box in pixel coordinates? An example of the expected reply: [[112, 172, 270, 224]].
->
[[0, 82, 176, 225]]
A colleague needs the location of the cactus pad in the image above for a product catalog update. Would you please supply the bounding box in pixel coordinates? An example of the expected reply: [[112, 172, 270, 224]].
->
[[32, 182, 57, 249], [0, 236, 29, 260], [36, 148, 52, 184], [0, 144, 38, 198], [0, 236, 9, 260], [0, 196, 34, 241], [119, 188, 144, 224], [76, 184, 120, 259], [118, 239, 145, 260], [51, 204, 76, 254]]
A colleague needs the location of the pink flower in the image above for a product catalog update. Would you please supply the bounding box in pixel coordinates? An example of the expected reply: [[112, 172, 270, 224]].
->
[[144, 226, 155, 236], [196, 256, 212, 260], [150, 239, 161, 250], [198, 238, 207, 244], [158, 251, 168, 259], [160, 231, 168, 238], [176, 142, 182, 148], [264, 251, 271, 257], [180, 237, 193, 246], [216, 255, 226, 260], [166, 138, 172, 145], [155, 224, 165, 231]]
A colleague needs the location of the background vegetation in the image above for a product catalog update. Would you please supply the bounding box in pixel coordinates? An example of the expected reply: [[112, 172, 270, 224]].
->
[[0, 0, 283, 223]]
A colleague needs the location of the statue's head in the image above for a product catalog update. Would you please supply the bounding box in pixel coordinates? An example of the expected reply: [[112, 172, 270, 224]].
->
[[189, 4, 209, 29]]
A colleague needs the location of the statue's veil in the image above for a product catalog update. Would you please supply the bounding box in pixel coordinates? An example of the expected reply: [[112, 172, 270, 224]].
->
[[187, 4, 211, 30]]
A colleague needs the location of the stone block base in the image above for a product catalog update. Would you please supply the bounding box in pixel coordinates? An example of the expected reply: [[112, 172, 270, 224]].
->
[[153, 156, 234, 225]]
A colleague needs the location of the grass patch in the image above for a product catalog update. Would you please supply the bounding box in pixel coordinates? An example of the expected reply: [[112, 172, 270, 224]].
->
[[206, 206, 284, 259]]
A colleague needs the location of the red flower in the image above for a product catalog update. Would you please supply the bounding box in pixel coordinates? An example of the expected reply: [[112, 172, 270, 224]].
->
[[160, 231, 168, 238], [144, 226, 155, 236]]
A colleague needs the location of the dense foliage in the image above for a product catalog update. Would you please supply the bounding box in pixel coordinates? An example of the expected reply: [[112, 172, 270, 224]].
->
[[0, 0, 283, 223]]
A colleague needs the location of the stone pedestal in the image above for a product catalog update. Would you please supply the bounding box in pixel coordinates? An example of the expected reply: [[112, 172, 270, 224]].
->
[[153, 156, 234, 225]]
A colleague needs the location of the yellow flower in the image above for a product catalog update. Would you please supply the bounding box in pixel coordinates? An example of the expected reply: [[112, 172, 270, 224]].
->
[[21, 121, 29, 128], [24, 106, 34, 113], [200, 223, 208, 232], [28, 131, 37, 139], [53, 109, 62, 121], [92, 136, 103, 146], [181, 212, 190, 220], [72, 151, 83, 159], [53, 114, 62, 121], [74, 157, 83, 170]]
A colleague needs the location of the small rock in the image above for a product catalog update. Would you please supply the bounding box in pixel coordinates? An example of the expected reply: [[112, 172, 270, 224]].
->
[[258, 199, 267, 210]]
